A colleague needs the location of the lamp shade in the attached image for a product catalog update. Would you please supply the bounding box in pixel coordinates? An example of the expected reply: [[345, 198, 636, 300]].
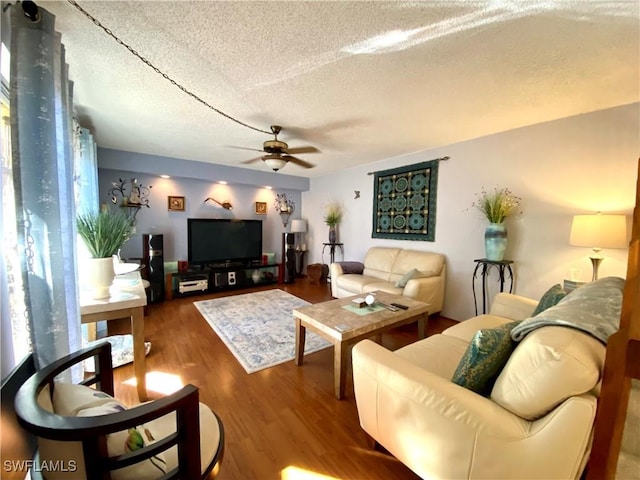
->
[[290, 219, 307, 233], [569, 214, 628, 249]]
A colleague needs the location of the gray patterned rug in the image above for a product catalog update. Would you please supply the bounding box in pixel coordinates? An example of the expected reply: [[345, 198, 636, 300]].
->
[[194, 289, 331, 373]]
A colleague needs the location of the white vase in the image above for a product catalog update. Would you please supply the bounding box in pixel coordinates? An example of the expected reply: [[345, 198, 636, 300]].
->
[[87, 257, 115, 299], [484, 223, 507, 261]]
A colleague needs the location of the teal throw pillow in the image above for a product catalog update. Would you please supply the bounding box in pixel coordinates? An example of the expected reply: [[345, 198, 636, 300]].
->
[[451, 321, 520, 396], [531, 284, 567, 317], [394, 268, 418, 288]]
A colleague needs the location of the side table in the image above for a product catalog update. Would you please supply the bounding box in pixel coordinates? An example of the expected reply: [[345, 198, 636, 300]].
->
[[472, 259, 514, 315], [322, 242, 344, 264], [322, 243, 344, 280], [80, 272, 148, 401]]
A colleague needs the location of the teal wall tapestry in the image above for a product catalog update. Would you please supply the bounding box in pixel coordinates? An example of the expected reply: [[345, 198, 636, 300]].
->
[[372, 159, 440, 241]]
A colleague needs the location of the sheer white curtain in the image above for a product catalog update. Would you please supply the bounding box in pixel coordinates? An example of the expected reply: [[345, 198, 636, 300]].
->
[[74, 120, 99, 217], [0, 1, 30, 379], [1, 84, 30, 378], [3, 3, 90, 374]]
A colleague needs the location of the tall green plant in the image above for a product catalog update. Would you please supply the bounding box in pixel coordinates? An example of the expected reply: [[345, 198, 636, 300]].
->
[[77, 210, 133, 258], [472, 187, 522, 224], [323, 201, 343, 228]]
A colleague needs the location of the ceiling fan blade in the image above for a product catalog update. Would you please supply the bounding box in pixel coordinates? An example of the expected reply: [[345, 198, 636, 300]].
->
[[241, 156, 263, 164], [227, 145, 264, 153], [285, 156, 315, 169], [285, 146, 320, 155]]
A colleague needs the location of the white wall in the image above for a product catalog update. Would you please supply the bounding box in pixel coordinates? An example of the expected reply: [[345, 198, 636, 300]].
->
[[302, 103, 639, 321]]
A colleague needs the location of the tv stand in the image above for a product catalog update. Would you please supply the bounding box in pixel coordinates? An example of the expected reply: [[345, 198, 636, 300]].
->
[[205, 260, 257, 270], [167, 263, 280, 299]]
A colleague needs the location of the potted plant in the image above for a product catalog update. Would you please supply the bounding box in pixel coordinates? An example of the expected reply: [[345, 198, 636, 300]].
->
[[472, 187, 521, 261], [77, 209, 133, 298], [323, 201, 343, 243], [473, 187, 521, 224]]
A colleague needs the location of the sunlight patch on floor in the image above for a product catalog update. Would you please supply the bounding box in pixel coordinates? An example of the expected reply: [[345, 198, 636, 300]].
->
[[281, 466, 341, 480], [123, 371, 184, 395]]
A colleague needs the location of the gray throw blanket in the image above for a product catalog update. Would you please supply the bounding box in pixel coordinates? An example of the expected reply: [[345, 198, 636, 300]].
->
[[511, 276, 624, 344]]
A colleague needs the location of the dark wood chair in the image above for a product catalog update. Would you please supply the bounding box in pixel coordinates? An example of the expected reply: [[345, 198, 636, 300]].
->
[[587, 158, 640, 478], [13, 342, 224, 479]]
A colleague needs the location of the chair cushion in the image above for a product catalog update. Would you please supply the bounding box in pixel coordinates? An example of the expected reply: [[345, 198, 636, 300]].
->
[[492, 326, 605, 420], [47, 383, 168, 479], [40, 384, 221, 478], [395, 334, 470, 379], [336, 274, 381, 293], [147, 402, 222, 475], [451, 321, 520, 396], [53, 382, 124, 416], [362, 247, 399, 281], [443, 315, 513, 343], [388, 251, 442, 285], [362, 282, 404, 296], [37, 384, 54, 413], [531, 284, 567, 316], [390, 249, 443, 277]]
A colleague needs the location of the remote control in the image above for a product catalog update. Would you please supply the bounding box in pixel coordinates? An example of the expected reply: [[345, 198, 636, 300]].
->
[[391, 303, 409, 310], [378, 302, 398, 311]]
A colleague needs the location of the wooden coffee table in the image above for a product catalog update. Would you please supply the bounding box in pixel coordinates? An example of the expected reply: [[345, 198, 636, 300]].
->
[[294, 291, 429, 399]]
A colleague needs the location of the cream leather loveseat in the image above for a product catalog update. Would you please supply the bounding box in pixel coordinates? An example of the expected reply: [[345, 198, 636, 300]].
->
[[352, 277, 624, 479], [330, 247, 446, 314]]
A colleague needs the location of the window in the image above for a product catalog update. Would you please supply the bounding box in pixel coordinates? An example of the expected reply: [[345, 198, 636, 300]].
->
[[1, 31, 31, 374]]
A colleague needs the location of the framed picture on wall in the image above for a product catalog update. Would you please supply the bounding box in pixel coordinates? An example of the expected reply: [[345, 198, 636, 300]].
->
[[168, 196, 185, 211], [255, 201, 267, 215]]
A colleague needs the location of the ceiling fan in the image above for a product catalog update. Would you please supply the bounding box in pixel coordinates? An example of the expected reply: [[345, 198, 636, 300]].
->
[[236, 125, 319, 172]]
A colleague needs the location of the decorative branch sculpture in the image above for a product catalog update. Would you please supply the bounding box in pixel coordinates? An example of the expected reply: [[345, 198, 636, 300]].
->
[[203, 197, 233, 210]]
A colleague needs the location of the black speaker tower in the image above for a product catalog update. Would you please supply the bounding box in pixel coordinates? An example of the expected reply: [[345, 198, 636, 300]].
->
[[282, 232, 296, 284], [142, 233, 165, 303]]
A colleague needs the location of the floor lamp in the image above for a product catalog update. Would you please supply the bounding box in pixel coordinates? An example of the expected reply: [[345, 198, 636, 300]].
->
[[569, 213, 628, 281]]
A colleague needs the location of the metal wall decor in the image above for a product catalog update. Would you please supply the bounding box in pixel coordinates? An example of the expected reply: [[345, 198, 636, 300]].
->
[[203, 197, 233, 210], [109, 177, 152, 223], [371, 159, 440, 241], [109, 178, 152, 208], [274, 193, 295, 227]]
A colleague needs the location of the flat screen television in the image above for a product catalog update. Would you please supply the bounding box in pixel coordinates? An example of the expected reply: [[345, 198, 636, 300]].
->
[[188, 218, 263, 267]]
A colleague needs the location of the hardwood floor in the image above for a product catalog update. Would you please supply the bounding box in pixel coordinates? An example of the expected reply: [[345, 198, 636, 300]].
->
[[106, 278, 456, 480]]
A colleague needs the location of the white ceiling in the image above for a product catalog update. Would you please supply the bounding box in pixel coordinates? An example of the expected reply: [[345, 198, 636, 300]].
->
[[42, 0, 639, 177]]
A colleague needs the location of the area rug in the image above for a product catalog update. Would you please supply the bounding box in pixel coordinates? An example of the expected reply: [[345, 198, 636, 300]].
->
[[82, 334, 152, 372], [193, 289, 331, 373]]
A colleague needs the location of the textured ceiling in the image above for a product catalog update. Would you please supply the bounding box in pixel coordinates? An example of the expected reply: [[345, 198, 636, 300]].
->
[[42, 0, 639, 177]]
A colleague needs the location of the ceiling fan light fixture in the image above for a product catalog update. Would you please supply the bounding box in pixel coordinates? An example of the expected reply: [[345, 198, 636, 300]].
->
[[263, 154, 288, 172], [237, 125, 318, 170]]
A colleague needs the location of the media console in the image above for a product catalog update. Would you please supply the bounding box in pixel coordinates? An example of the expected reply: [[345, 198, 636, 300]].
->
[[168, 263, 280, 299]]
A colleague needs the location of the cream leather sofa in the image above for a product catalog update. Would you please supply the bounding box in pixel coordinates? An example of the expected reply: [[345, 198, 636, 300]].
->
[[352, 284, 618, 480], [330, 247, 446, 314]]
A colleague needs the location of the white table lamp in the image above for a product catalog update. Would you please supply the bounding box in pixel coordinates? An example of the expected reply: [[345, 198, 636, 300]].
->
[[290, 219, 307, 251], [569, 213, 627, 281], [290, 219, 307, 233]]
